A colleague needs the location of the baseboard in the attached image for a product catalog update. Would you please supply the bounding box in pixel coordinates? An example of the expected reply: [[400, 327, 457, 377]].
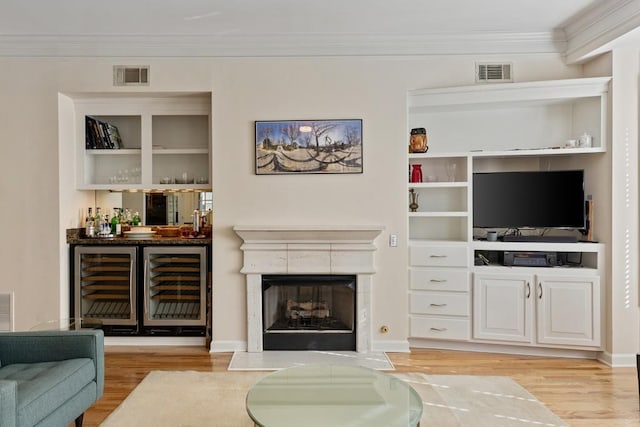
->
[[210, 340, 246, 353], [372, 340, 410, 353], [599, 351, 638, 367], [105, 336, 206, 346], [409, 338, 601, 360]]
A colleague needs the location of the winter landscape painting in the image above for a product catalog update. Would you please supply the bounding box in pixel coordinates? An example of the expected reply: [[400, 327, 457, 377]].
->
[[255, 119, 363, 175]]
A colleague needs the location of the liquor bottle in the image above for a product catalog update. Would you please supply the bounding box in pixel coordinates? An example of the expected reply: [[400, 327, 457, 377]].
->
[[103, 214, 110, 235], [111, 209, 119, 235], [94, 208, 103, 234], [85, 207, 94, 237], [115, 208, 122, 236], [132, 211, 140, 226]]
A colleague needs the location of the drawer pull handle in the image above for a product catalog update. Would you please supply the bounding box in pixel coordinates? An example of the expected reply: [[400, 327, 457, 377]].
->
[[429, 255, 447, 258], [430, 303, 447, 307], [430, 327, 448, 332], [429, 279, 447, 283], [526, 282, 531, 299]]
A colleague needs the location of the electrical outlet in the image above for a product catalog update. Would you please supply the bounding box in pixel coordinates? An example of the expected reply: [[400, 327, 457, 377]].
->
[[389, 234, 398, 247]]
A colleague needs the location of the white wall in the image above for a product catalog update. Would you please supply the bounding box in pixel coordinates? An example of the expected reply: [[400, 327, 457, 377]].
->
[[1, 55, 602, 352]]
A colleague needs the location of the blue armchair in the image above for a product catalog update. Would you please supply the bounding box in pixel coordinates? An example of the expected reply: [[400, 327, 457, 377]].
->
[[0, 329, 104, 427]]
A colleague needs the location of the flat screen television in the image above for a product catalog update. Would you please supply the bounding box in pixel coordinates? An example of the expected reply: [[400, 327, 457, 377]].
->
[[473, 170, 585, 229]]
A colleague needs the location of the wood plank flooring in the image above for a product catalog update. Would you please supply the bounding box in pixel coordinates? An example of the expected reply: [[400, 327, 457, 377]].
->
[[81, 347, 639, 426]]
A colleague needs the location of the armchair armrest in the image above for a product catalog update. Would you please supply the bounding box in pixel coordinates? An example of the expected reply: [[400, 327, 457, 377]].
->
[[0, 330, 104, 397]]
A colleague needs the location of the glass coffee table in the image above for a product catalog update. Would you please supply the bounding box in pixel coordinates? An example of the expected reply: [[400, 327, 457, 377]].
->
[[246, 365, 423, 426]]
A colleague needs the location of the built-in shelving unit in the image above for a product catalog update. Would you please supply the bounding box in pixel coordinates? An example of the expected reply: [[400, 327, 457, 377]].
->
[[406, 77, 611, 354], [72, 93, 212, 191]]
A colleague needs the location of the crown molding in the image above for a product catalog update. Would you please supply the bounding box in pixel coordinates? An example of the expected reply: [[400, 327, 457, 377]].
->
[[0, 31, 565, 58], [564, 0, 640, 63]]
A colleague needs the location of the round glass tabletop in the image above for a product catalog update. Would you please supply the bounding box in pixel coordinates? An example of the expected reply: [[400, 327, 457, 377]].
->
[[246, 364, 423, 427]]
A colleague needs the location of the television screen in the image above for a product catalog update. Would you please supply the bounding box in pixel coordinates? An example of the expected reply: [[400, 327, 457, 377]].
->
[[473, 170, 585, 229]]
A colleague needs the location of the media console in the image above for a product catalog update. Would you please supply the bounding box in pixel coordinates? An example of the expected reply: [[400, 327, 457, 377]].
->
[[501, 235, 579, 243]]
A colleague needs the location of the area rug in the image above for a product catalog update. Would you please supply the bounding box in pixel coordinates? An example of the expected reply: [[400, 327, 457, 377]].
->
[[100, 371, 567, 427]]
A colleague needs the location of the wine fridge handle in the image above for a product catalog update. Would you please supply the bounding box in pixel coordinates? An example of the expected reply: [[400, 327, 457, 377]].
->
[[143, 257, 149, 319]]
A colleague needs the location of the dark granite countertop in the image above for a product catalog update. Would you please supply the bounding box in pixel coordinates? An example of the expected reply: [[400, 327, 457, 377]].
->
[[66, 229, 211, 246]]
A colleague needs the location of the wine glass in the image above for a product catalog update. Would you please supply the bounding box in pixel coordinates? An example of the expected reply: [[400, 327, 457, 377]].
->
[[445, 161, 457, 182]]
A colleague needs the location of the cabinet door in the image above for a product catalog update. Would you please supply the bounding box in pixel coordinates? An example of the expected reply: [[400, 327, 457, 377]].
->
[[473, 273, 532, 343], [535, 275, 601, 347], [143, 246, 207, 326]]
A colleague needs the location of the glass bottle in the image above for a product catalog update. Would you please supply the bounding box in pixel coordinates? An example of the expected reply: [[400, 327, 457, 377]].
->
[[85, 207, 94, 237], [111, 209, 119, 235], [132, 211, 140, 226], [115, 208, 122, 236]]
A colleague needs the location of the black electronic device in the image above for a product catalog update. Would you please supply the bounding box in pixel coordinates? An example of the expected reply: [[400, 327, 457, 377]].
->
[[473, 170, 585, 230], [501, 251, 558, 267]]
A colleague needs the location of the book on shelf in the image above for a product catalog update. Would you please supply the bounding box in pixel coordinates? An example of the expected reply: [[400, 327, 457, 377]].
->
[[85, 116, 122, 150]]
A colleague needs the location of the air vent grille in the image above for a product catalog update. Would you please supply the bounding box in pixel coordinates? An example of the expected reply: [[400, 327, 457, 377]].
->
[[0, 293, 13, 332], [113, 65, 150, 86], [476, 63, 513, 83]]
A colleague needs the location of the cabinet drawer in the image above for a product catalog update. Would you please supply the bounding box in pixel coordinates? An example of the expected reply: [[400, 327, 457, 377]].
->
[[410, 269, 469, 292], [410, 292, 470, 316], [410, 316, 470, 340], [410, 245, 468, 267]]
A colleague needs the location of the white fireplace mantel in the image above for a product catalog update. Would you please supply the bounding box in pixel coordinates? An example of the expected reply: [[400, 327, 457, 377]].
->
[[234, 225, 385, 352]]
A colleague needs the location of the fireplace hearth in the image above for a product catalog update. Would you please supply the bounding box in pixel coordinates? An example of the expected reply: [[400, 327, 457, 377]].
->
[[262, 274, 356, 350], [234, 225, 384, 353]]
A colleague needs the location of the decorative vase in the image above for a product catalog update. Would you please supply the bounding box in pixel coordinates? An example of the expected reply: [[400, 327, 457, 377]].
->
[[409, 128, 428, 153], [410, 164, 423, 183], [409, 189, 419, 212]]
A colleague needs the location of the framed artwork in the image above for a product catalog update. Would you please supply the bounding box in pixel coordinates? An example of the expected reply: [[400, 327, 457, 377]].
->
[[255, 119, 363, 175]]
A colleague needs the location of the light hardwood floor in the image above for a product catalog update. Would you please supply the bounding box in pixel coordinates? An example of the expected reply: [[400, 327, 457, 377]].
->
[[82, 347, 639, 426]]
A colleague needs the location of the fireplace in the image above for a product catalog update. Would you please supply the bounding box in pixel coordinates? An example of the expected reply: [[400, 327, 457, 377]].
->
[[234, 225, 384, 353], [262, 274, 356, 351]]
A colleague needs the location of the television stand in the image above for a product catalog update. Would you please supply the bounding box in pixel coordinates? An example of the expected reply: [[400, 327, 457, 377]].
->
[[502, 235, 579, 243]]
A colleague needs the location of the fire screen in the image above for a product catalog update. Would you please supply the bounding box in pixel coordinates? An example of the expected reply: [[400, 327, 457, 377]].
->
[[262, 274, 356, 350]]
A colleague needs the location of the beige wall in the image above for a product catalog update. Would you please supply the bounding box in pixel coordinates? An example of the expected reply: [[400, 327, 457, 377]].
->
[[1, 55, 599, 351]]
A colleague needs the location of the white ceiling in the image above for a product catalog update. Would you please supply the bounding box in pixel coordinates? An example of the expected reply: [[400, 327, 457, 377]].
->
[[0, 0, 637, 59]]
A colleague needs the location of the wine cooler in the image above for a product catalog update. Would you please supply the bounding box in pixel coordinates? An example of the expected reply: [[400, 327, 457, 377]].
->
[[73, 245, 208, 335], [74, 247, 137, 328], [143, 247, 206, 327]]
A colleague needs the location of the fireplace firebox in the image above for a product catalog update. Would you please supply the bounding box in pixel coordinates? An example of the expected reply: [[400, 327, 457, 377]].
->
[[262, 274, 356, 351]]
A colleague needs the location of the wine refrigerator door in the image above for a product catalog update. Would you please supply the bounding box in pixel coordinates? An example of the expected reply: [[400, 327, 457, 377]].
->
[[142, 246, 207, 326], [74, 246, 137, 326]]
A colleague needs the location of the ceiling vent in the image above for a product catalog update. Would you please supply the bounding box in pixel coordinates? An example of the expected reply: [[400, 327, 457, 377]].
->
[[476, 62, 513, 83], [113, 65, 150, 86]]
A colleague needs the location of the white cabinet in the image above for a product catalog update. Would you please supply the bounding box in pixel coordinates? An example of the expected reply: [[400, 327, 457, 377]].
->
[[473, 273, 532, 343], [72, 93, 211, 190], [536, 275, 601, 347], [409, 242, 471, 342], [473, 270, 601, 349], [406, 77, 610, 354]]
